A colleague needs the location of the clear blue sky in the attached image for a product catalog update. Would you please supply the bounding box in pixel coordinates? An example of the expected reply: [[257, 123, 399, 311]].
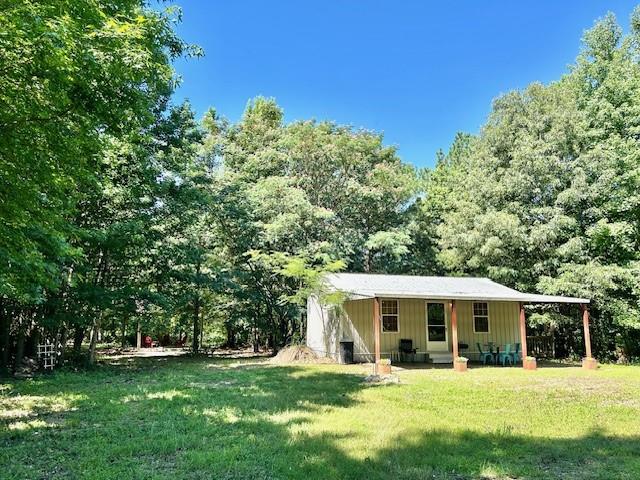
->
[[171, 1, 639, 168]]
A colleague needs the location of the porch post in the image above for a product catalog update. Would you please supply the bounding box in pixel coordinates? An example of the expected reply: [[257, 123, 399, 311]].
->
[[373, 296, 381, 373], [581, 304, 597, 369], [581, 304, 592, 358], [519, 303, 531, 369], [451, 300, 459, 361]]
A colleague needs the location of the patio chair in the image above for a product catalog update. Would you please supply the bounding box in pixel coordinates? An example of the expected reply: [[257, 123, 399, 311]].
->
[[511, 343, 521, 364], [499, 344, 514, 366], [476, 343, 494, 365], [399, 339, 417, 362]]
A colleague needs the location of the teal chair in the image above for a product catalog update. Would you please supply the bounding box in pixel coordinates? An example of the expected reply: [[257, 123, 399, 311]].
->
[[477, 343, 494, 365], [511, 343, 521, 364], [499, 344, 513, 366]]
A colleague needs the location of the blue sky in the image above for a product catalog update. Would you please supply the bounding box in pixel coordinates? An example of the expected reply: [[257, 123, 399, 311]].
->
[[171, 1, 639, 168]]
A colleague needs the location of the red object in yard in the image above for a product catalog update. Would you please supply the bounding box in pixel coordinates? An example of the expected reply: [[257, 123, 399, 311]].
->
[[143, 335, 152, 348]]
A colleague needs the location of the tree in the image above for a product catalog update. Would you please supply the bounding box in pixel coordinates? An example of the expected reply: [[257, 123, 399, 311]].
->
[[204, 97, 420, 350], [0, 0, 196, 370], [428, 11, 640, 359]]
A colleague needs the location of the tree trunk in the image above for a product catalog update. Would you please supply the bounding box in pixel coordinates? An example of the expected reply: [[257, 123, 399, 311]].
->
[[121, 316, 127, 349], [192, 294, 200, 354], [363, 248, 371, 273], [278, 313, 288, 347], [253, 326, 259, 353], [136, 321, 141, 349], [270, 315, 278, 354], [192, 259, 201, 354], [0, 300, 10, 373], [88, 248, 108, 365], [199, 315, 204, 350], [226, 323, 236, 349], [58, 325, 68, 366], [15, 318, 25, 369], [28, 325, 40, 358], [73, 326, 85, 353], [88, 311, 103, 365]]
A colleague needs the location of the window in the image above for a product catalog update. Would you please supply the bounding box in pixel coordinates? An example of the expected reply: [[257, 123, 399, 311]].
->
[[381, 299, 399, 333], [473, 302, 490, 333]]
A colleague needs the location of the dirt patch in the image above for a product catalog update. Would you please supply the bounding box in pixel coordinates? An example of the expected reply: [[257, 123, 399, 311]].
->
[[99, 347, 189, 360], [206, 347, 272, 359], [270, 346, 335, 365]]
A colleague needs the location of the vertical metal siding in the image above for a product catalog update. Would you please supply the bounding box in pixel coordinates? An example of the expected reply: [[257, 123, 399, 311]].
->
[[456, 301, 520, 360]]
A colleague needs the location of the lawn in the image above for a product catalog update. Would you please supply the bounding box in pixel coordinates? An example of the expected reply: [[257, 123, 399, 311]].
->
[[1, 356, 639, 480]]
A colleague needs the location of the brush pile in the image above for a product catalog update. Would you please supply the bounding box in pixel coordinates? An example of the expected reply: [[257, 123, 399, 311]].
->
[[270, 346, 335, 364], [14, 357, 38, 379]]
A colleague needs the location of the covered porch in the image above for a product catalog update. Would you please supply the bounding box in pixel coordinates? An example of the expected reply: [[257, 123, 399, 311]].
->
[[370, 297, 595, 373]]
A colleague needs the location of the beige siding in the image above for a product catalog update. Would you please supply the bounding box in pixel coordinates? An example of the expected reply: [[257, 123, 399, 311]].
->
[[337, 298, 520, 362], [378, 298, 427, 354], [342, 299, 373, 359], [455, 301, 520, 359], [306, 295, 340, 359]]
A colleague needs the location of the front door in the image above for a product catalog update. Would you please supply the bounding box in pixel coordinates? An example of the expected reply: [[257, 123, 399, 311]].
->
[[426, 302, 448, 352]]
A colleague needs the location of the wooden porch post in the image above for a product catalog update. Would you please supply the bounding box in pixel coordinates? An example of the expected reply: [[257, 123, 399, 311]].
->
[[519, 303, 537, 369], [581, 304, 592, 358], [373, 296, 381, 373], [581, 304, 597, 369], [451, 300, 459, 361]]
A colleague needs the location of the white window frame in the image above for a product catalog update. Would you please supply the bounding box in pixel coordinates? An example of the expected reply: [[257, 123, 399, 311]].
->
[[472, 301, 490, 334], [380, 298, 400, 334]]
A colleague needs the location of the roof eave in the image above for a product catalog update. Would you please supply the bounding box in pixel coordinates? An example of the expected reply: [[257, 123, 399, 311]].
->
[[341, 291, 589, 304]]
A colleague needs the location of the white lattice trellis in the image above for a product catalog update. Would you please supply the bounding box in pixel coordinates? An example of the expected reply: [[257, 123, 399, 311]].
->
[[37, 342, 58, 370]]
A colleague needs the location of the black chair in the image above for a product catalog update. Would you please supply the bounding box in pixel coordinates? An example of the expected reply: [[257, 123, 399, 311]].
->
[[399, 339, 417, 362]]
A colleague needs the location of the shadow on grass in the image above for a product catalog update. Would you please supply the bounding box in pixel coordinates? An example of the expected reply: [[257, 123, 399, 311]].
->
[[535, 360, 582, 368], [1, 357, 638, 479], [289, 427, 640, 480]]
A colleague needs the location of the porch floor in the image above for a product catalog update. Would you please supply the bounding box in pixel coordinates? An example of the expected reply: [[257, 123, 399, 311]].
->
[[388, 361, 526, 370]]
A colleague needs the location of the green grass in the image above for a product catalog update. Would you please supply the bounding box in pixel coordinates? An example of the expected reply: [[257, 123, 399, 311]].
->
[[1, 357, 640, 480]]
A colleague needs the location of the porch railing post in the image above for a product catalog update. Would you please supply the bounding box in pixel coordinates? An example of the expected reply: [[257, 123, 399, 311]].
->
[[581, 304, 597, 369], [373, 296, 381, 373], [451, 300, 459, 364], [519, 303, 528, 360], [581, 304, 592, 358]]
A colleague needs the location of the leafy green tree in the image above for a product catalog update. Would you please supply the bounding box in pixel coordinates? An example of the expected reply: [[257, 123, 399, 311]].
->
[[206, 97, 420, 350], [0, 0, 196, 370], [428, 11, 640, 359]]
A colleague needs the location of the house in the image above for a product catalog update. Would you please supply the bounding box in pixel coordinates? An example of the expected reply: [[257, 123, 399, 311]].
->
[[306, 273, 596, 371]]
